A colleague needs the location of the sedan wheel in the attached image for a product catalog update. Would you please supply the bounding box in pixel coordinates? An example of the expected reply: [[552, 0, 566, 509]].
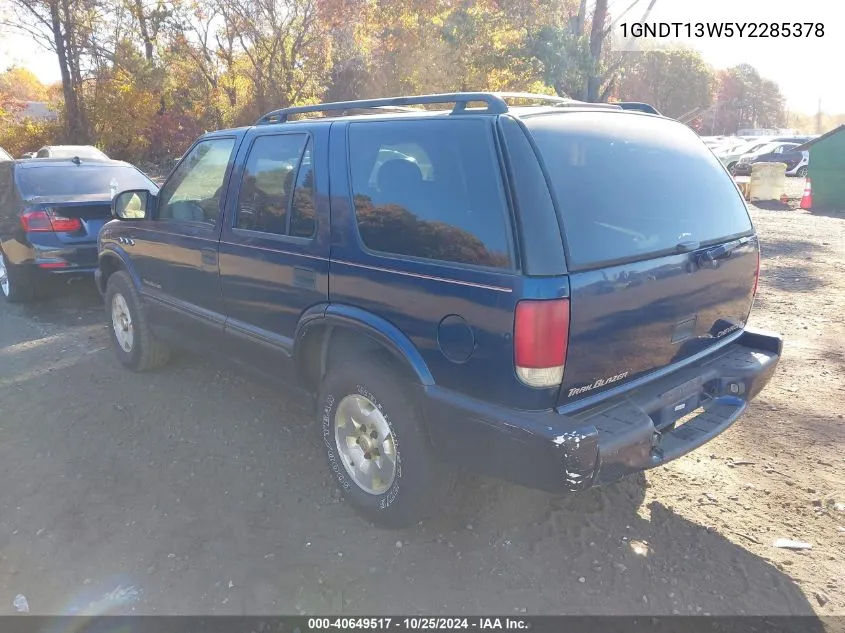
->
[[0, 251, 9, 298], [0, 250, 35, 303]]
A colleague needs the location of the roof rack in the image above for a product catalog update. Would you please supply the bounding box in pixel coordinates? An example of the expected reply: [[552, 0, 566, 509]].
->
[[255, 92, 586, 125]]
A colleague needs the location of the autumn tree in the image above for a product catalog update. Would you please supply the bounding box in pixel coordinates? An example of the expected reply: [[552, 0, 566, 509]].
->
[[713, 64, 786, 134], [615, 48, 715, 119], [2, 0, 97, 140], [0, 66, 50, 101], [215, 0, 335, 121]]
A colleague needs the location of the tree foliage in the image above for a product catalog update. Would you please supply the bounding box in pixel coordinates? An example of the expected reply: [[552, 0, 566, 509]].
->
[[616, 48, 715, 120], [0, 0, 809, 162]]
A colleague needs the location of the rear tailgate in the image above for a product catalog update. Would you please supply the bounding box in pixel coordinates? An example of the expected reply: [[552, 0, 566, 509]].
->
[[523, 111, 758, 407]]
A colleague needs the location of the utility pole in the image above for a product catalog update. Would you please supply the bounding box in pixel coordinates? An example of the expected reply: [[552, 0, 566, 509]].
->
[[621, 0, 658, 52], [815, 98, 822, 134], [711, 100, 720, 135]]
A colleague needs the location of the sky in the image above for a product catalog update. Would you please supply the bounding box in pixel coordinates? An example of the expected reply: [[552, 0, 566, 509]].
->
[[0, 0, 842, 116], [608, 0, 843, 115]]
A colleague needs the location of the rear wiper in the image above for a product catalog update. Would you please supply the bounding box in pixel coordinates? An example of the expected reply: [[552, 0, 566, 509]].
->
[[697, 236, 752, 266]]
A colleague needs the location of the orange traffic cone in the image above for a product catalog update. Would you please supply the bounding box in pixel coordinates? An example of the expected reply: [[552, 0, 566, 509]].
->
[[800, 179, 813, 209]]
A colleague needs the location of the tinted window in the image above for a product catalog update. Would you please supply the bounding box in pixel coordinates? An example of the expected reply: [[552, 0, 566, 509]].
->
[[236, 134, 315, 238], [15, 165, 157, 198], [526, 112, 753, 270], [348, 119, 512, 269], [157, 137, 235, 225], [290, 140, 316, 238]]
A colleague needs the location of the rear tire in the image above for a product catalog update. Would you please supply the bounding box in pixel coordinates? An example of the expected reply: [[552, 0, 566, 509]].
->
[[727, 162, 738, 175], [0, 249, 36, 304], [105, 270, 170, 371], [318, 354, 453, 528], [796, 166, 808, 178]]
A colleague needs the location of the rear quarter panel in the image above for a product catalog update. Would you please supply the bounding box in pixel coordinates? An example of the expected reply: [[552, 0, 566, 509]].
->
[[326, 120, 564, 411]]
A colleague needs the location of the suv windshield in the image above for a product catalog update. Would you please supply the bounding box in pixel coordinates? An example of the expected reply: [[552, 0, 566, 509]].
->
[[16, 164, 156, 198], [525, 112, 753, 270]]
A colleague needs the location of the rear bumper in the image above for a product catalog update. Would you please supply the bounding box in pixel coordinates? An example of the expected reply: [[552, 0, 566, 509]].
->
[[10, 237, 99, 276], [422, 327, 782, 493]]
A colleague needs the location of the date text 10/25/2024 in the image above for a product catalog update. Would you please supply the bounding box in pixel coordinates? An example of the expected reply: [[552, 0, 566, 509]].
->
[[307, 617, 529, 630]]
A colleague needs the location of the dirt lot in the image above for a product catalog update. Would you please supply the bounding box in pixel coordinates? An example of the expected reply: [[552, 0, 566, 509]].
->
[[1, 196, 843, 616]]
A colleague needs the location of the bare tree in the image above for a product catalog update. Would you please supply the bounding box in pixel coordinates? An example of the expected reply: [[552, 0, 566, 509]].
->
[[2, 0, 95, 140], [216, 0, 331, 118]]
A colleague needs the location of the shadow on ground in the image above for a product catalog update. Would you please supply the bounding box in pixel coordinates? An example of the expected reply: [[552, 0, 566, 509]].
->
[[752, 200, 792, 211], [759, 236, 829, 294], [16, 277, 104, 327], [808, 207, 845, 219], [0, 299, 820, 616]]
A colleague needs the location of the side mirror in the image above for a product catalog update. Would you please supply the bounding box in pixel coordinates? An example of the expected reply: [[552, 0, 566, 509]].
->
[[113, 189, 153, 220]]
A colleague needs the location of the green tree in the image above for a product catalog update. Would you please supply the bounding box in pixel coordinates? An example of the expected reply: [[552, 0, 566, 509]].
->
[[615, 48, 715, 119]]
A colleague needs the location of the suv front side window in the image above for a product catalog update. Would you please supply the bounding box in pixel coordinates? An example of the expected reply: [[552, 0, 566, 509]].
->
[[157, 138, 236, 226]]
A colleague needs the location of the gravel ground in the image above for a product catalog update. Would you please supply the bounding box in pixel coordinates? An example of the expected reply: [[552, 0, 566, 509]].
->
[[0, 194, 842, 616]]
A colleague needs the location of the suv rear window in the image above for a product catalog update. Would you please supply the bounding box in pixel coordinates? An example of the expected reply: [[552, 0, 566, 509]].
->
[[525, 112, 753, 270], [348, 118, 513, 269]]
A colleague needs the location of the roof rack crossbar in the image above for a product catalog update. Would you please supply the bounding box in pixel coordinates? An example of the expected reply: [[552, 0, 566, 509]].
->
[[254, 91, 623, 125], [256, 93, 516, 124]]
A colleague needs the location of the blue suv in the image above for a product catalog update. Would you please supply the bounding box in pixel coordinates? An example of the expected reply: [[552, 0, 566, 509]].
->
[[96, 93, 782, 527]]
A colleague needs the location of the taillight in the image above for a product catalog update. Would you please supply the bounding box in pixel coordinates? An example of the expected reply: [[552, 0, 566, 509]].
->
[[20, 209, 83, 232], [20, 209, 52, 231], [514, 298, 570, 389]]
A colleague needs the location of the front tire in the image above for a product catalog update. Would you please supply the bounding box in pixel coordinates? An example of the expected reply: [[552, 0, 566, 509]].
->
[[105, 270, 170, 371], [0, 249, 36, 304], [796, 166, 808, 178], [318, 354, 452, 528], [727, 161, 738, 175]]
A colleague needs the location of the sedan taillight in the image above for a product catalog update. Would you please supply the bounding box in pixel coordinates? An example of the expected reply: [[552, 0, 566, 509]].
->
[[20, 209, 83, 232]]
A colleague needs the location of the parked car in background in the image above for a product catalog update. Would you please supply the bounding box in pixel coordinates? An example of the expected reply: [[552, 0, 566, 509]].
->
[[0, 147, 12, 162], [19, 152, 37, 159], [0, 157, 157, 302], [732, 142, 802, 177], [97, 92, 780, 527], [717, 139, 776, 174], [735, 146, 809, 178], [36, 145, 109, 160], [771, 136, 814, 144]]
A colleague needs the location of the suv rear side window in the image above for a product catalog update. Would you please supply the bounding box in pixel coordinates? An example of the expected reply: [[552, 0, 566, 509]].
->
[[348, 119, 513, 269], [236, 134, 309, 236], [525, 113, 753, 270]]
